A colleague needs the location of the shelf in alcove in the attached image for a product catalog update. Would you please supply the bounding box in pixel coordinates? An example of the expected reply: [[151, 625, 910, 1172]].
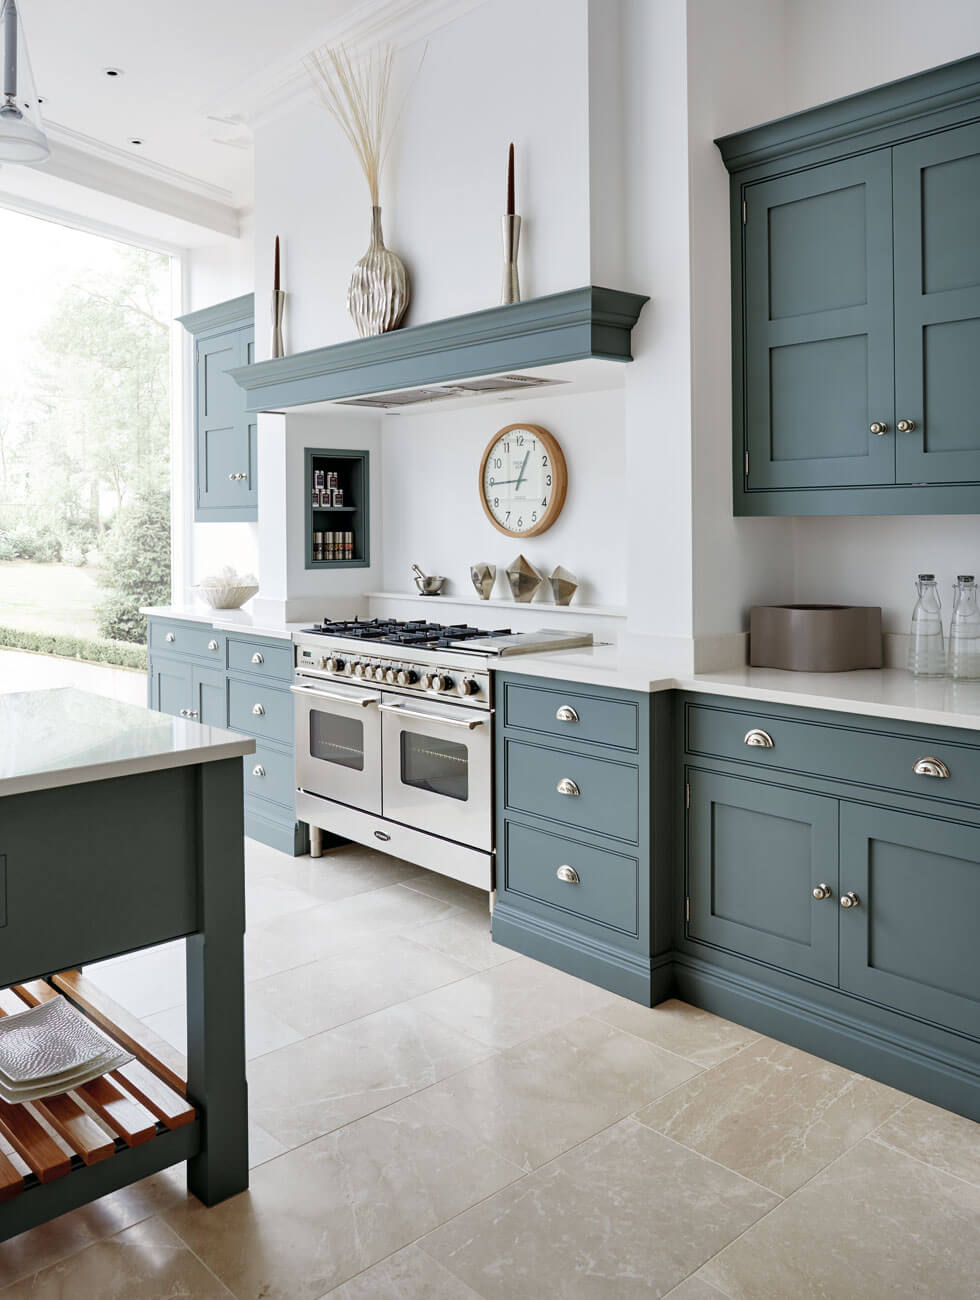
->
[[311, 505, 357, 512]]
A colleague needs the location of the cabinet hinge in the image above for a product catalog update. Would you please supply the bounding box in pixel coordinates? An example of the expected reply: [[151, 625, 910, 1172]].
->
[[685, 781, 690, 809], [685, 896, 691, 923], [742, 199, 747, 224], [744, 450, 750, 477]]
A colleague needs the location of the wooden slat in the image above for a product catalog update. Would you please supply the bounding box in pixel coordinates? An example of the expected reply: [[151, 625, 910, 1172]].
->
[[50, 972, 187, 1097], [0, 1149, 24, 1201], [16, 983, 194, 1132], [0, 989, 112, 1166], [73, 1077, 156, 1147], [0, 1099, 70, 1183]]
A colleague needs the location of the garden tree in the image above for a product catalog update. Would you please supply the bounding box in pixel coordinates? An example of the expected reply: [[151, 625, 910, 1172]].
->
[[96, 489, 171, 643]]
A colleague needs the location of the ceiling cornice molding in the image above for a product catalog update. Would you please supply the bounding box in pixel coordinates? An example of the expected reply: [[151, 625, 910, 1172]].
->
[[207, 0, 488, 128], [33, 124, 242, 238]]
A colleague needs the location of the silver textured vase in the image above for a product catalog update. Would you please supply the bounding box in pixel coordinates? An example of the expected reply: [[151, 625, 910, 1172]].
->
[[500, 214, 521, 305], [348, 206, 409, 337]]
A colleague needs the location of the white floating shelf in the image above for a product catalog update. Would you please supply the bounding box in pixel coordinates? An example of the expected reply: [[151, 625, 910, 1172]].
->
[[365, 591, 627, 619]]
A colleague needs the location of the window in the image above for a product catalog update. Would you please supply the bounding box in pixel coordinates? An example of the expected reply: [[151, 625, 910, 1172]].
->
[[0, 208, 174, 671]]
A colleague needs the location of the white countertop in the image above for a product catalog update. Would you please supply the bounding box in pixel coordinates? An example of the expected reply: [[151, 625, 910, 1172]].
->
[[491, 645, 980, 733], [141, 606, 307, 641], [0, 688, 256, 798]]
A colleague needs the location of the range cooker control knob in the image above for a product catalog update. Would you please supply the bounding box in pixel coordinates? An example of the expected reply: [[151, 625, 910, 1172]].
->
[[420, 672, 435, 690], [325, 656, 345, 673], [430, 673, 454, 692], [343, 661, 355, 675], [363, 665, 377, 681], [397, 669, 419, 686], [353, 662, 367, 678], [317, 655, 329, 670], [457, 677, 479, 697]]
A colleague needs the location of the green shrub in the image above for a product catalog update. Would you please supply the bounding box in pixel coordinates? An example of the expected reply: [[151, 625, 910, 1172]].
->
[[6, 526, 62, 562], [96, 491, 171, 643], [62, 544, 87, 567], [0, 535, 15, 562], [0, 624, 146, 671]]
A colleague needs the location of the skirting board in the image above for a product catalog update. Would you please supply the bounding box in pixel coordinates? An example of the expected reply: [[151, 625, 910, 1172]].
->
[[245, 804, 308, 856]]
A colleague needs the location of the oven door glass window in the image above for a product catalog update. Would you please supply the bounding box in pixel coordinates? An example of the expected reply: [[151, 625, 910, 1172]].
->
[[399, 731, 468, 802], [310, 709, 365, 771]]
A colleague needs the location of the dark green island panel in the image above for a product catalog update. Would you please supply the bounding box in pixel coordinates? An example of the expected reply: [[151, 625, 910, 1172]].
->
[[491, 671, 675, 1005], [147, 615, 307, 855], [717, 52, 980, 516]]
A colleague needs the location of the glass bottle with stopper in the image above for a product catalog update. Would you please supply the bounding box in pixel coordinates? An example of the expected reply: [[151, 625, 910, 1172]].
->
[[907, 573, 945, 678]]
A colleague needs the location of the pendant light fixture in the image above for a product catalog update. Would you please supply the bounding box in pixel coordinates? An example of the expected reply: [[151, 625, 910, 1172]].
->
[[0, 0, 49, 162]]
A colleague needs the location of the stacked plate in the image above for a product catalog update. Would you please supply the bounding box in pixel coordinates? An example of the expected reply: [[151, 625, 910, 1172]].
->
[[0, 997, 132, 1104]]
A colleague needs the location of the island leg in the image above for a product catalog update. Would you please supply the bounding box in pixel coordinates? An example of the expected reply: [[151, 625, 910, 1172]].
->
[[185, 758, 249, 1205]]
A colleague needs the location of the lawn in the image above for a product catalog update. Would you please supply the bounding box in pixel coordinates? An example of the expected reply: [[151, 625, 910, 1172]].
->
[[0, 560, 102, 638]]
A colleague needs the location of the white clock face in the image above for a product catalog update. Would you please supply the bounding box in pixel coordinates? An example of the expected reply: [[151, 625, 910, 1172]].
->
[[482, 427, 555, 534]]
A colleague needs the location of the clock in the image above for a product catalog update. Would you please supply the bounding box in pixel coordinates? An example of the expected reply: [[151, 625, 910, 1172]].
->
[[479, 423, 567, 537]]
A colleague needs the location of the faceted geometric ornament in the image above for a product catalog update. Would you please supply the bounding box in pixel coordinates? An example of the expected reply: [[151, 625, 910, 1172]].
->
[[470, 563, 496, 600], [506, 554, 542, 603], [549, 565, 578, 606]]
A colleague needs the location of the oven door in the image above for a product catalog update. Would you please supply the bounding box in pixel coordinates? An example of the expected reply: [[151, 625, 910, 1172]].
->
[[379, 694, 491, 850], [292, 678, 382, 814]]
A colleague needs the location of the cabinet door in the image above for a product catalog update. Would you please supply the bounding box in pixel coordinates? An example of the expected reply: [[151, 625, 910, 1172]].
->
[[839, 803, 980, 1038], [150, 656, 192, 718], [894, 122, 980, 486], [192, 665, 227, 728], [743, 151, 895, 490], [196, 326, 256, 518], [687, 770, 839, 983]]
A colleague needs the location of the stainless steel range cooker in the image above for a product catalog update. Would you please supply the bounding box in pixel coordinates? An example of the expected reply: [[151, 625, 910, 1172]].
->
[[292, 617, 592, 892]]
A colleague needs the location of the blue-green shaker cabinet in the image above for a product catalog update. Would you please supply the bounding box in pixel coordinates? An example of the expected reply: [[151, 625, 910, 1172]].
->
[[177, 295, 256, 522], [719, 52, 980, 515]]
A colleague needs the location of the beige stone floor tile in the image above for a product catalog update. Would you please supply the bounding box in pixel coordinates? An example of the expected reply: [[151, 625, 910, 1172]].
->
[[144, 996, 304, 1060], [664, 1276, 729, 1299], [164, 1093, 521, 1300], [249, 1118, 289, 1168], [701, 1137, 980, 1299], [248, 1001, 494, 1148], [408, 1014, 702, 1172], [326, 1243, 486, 1298], [872, 1096, 980, 1187], [400, 871, 490, 912], [406, 954, 616, 1050], [636, 1036, 906, 1195], [421, 1116, 778, 1299], [0, 1218, 232, 1299], [245, 874, 324, 926], [0, 1170, 189, 1291], [245, 884, 461, 981], [593, 997, 761, 1068], [87, 940, 185, 1018], [247, 933, 474, 1038], [407, 907, 519, 972], [254, 842, 423, 900]]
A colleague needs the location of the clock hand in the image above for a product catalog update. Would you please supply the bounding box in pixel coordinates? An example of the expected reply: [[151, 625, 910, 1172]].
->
[[514, 450, 530, 490]]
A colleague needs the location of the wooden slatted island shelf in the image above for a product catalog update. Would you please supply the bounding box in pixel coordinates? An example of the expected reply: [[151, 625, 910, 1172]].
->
[[0, 688, 255, 1241]]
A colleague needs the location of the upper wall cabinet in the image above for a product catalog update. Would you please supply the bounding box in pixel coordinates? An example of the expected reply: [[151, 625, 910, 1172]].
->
[[718, 55, 980, 516], [177, 295, 256, 522]]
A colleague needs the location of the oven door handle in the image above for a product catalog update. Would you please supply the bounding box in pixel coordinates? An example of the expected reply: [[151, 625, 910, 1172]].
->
[[378, 702, 486, 731], [290, 683, 380, 707]]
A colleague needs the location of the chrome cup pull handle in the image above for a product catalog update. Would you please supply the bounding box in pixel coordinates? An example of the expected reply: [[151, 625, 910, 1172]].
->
[[913, 756, 950, 779], [556, 705, 579, 723], [208, 639, 219, 651], [556, 865, 580, 884], [252, 703, 265, 716], [165, 632, 175, 642], [252, 764, 265, 777], [251, 652, 264, 665], [557, 777, 580, 797], [744, 728, 774, 749]]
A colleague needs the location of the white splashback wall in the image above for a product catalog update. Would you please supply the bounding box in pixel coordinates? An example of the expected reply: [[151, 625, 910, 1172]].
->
[[380, 388, 626, 610]]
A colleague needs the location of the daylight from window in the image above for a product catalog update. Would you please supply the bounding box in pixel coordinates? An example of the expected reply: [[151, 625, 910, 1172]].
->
[[0, 210, 173, 672]]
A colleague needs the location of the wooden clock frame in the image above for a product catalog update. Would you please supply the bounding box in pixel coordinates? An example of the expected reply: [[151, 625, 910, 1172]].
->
[[478, 423, 568, 538]]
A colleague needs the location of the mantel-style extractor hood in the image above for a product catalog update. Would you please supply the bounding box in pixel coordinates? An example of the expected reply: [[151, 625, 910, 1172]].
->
[[229, 285, 648, 413]]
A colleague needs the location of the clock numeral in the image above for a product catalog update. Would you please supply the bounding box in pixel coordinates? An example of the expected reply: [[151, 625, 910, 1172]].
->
[[493, 498, 499, 508], [488, 476, 495, 487], [517, 516, 523, 528], [541, 498, 548, 507], [505, 511, 511, 522], [541, 455, 548, 466], [531, 511, 538, 523], [545, 474, 552, 486], [493, 457, 502, 469], [515, 434, 524, 446], [503, 441, 510, 452]]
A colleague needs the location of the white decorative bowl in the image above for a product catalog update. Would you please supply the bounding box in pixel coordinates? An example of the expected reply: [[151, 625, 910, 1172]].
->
[[194, 583, 259, 610]]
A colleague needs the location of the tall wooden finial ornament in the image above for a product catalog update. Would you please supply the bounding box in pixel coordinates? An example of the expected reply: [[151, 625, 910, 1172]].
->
[[501, 142, 521, 304]]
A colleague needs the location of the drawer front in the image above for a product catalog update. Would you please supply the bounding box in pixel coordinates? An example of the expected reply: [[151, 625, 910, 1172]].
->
[[227, 637, 294, 681], [502, 680, 639, 752], [149, 620, 224, 662], [228, 678, 293, 745], [686, 701, 980, 807], [245, 742, 296, 809], [504, 819, 639, 936], [503, 738, 639, 843]]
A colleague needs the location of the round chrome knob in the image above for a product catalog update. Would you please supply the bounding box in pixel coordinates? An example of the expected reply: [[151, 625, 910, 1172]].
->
[[353, 663, 366, 677], [457, 677, 479, 696], [870, 421, 889, 436], [897, 419, 917, 433], [385, 668, 398, 684], [325, 657, 344, 673], [840, 891, 860, 909], [431, 674, 453, 692], [812, 883, 832, 901], [397, 669, 418, 686]]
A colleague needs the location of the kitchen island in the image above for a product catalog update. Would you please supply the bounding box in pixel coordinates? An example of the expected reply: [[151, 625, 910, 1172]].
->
[[0, 688, 254, 1240]]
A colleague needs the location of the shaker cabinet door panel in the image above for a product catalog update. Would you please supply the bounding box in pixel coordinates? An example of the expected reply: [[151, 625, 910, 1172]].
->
[[839, 803, 980, 1039], [743, 152, 895, 491], [193, 665, 228, 729], [195, 325, 256, 519], [150, 656, 192, 718], [687, 771, 839, 984], [894, 122, 980, 487]]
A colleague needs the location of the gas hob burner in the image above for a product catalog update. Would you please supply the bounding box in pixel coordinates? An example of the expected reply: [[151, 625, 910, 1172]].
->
[[302, 616, 513, 648]]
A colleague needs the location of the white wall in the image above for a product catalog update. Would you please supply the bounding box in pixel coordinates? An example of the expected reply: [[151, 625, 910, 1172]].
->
[[380, 388, 626, 609]]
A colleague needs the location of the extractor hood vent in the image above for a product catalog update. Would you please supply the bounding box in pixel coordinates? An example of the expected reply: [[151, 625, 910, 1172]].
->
[[337, 374, 566, 410]]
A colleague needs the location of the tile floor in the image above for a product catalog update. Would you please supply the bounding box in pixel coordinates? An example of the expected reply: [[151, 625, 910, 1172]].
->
[[2, 837, 979, 1298]]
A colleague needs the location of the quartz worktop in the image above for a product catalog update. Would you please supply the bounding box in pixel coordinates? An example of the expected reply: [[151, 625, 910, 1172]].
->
[[0, 688, 255, 798], [141, 605, 307, 641], [491, 644, 980, 733]]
